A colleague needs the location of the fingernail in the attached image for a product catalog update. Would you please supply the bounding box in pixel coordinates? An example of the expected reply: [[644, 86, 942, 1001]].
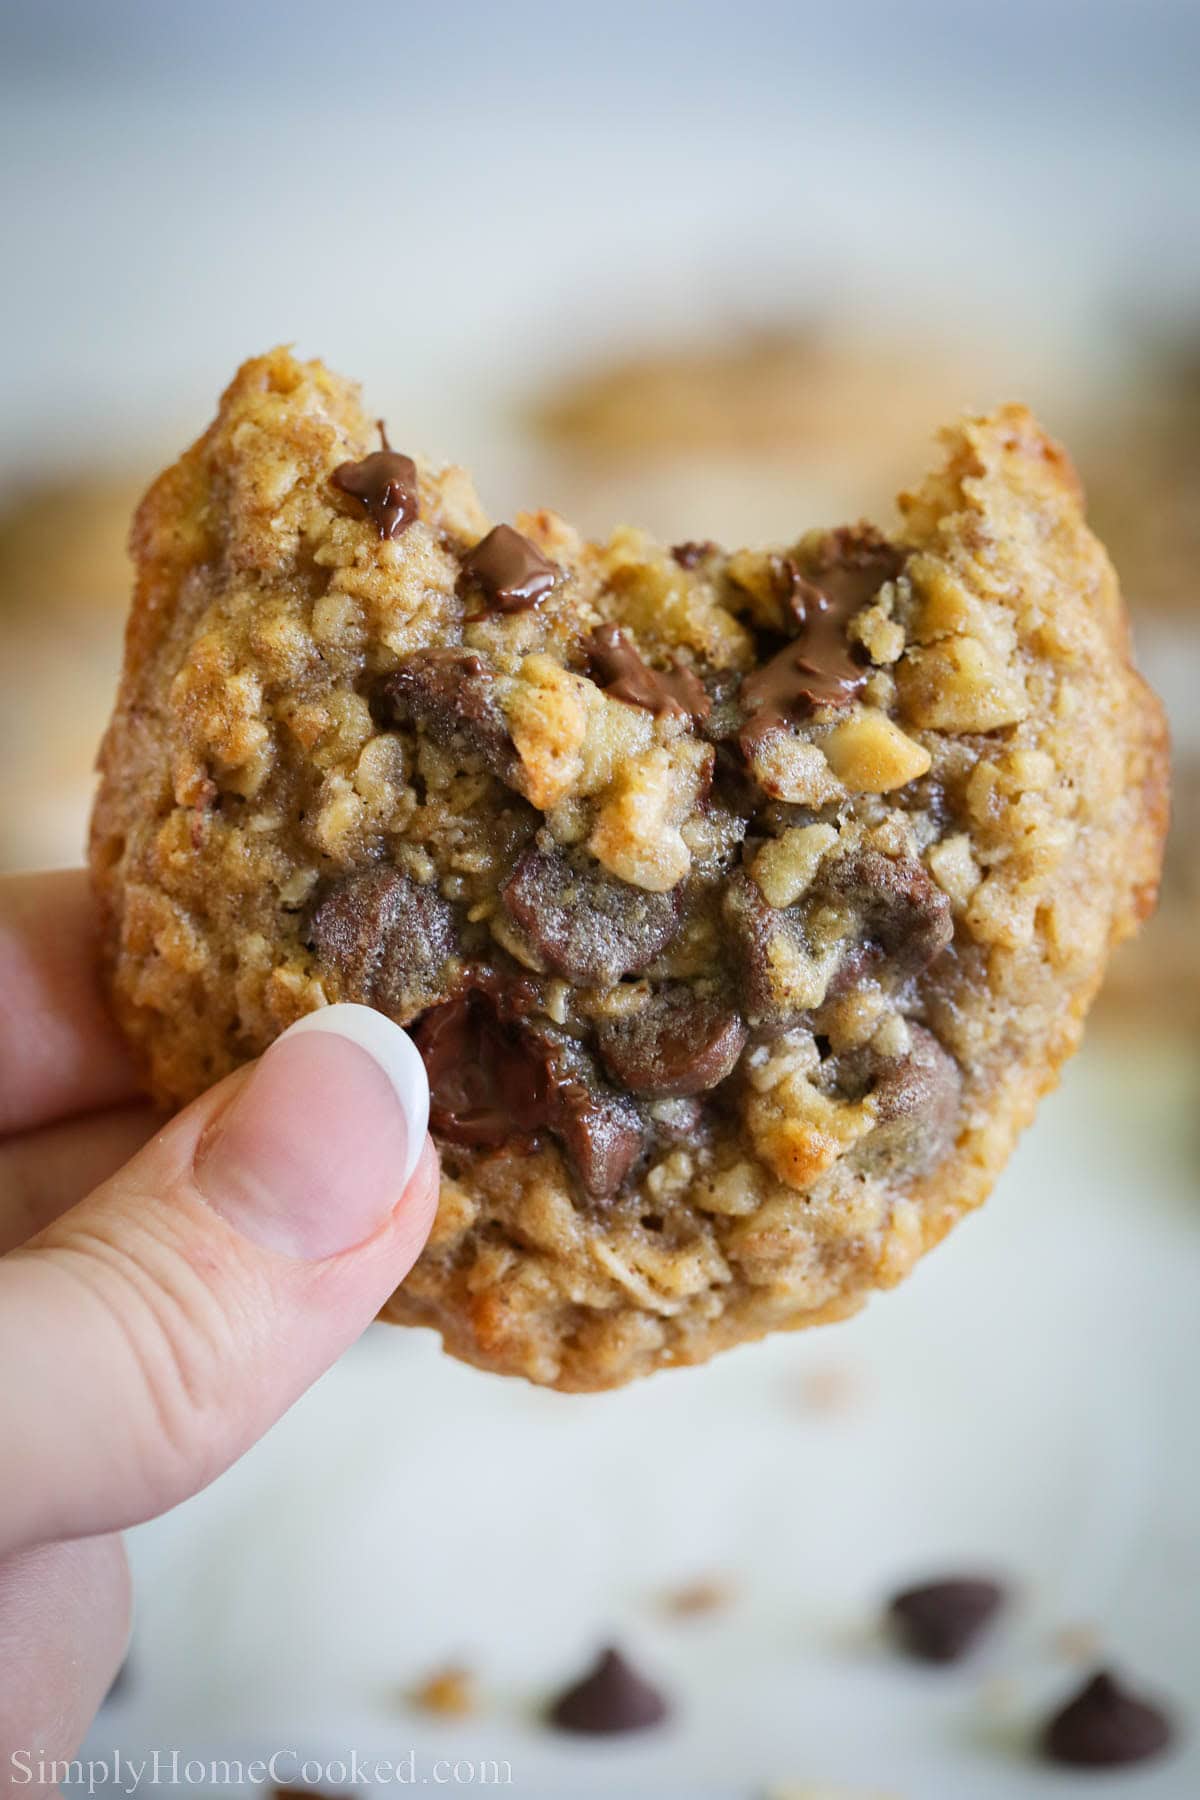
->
[[196, 1004, 430, 1259]]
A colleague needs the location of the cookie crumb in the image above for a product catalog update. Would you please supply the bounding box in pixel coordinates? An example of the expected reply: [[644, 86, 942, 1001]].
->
[[660, 1574, 737, 1617], [411, 1660, 478, 1717], [1048, 1622, 1103, 1664], [797, 1363, 862, 1416]]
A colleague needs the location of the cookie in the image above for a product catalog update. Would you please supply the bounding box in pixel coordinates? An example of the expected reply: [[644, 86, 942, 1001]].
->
[[90, 349, 1167, 1391], [1083, 335, 1200, 620], [530, 323, 1002, 547], [0, 471, 144, 870]]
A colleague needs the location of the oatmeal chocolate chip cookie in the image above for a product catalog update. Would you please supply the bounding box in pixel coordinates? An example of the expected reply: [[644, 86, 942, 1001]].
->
[[90, 349, 1167, 1390]]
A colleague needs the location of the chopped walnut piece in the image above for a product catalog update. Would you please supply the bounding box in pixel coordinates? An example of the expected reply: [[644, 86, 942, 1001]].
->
[[897, 635, 1029, 732], [588, 740, 713, 891], [752, 823, 840, 910], [822, 706, 932, 793]]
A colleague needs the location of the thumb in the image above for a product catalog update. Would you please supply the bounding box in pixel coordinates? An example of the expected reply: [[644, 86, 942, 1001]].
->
[[0, 1005, 436, 1556]]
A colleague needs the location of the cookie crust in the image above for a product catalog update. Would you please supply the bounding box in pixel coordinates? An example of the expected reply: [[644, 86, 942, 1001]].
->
[[90, 350, 1167, 1389]]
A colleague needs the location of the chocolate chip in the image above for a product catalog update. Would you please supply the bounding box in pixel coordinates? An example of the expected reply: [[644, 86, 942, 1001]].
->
[[460, 524, 557, 615], [587, 623, 712, 724], [415, 985, 553, 1150], [709, 740, 762, 818], [378, 649, 517, 783], [737, 528, 903, 760], [547, 1645, 670, 1735], [1041, 1669, 1173, 1767], [888, 1576, 1006, 1663], [838, 1025, 961, 1178], [671, 539, 719, 569], [501, 843, 684, 985], [552, 1075, 646, 1199], [331, 424, 418, 540], [272, 1789, 355, 1800], [414, 985, 645, 1199], [722, 869, 817, 1030], [308, 867, 458, 1023], [801, 524, 905, 614], [647, 1094, 707, 1144], [824, 849, 953, 991], [596, 985, 747, 1097], [738, 625, 865, 755]]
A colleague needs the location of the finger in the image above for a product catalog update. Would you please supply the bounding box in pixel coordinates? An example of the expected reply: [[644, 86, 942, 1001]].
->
[[0, 1534, 130, 1767], [0, 870, 141, 1138], [0, 1104, 163, 1254], [0, 1005, 435, 1557]]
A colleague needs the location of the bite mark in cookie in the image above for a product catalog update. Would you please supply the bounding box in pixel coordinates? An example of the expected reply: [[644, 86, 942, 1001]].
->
[[90, 349, 1168, 1390]]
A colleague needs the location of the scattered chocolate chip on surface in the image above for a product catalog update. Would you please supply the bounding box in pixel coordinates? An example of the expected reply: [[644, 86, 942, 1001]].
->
[[271, 1789, 355, 1800], [587, 622, 712, 723], [547, 1644, 670, 1734], [1041, 1668, 1174, 1768], [887, 1575, 1006, 1663], [331, 424, 418, 539], [461, 523, 557, 614]]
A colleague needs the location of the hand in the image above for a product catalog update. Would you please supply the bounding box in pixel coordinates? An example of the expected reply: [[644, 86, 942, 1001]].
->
[[0, 872, 436, 1763]]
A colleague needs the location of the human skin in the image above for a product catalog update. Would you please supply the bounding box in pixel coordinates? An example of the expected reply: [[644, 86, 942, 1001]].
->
[[0, 871, 435, 1773]]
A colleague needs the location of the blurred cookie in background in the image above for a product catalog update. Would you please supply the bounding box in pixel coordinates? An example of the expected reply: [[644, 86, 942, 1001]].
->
[[1080, 334, 1199, 1033], [1096, 749, 1199, 1035], [1084, 334, 1199, 619], [0, 470, 144, 870], [528, 321, 1016, 545], [0, 470, 144, 620]]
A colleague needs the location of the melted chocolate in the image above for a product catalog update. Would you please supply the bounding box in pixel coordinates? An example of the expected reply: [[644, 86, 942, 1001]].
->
[[414, 986, 552, 1149], [461, 524, 557, 615], [331, 423, 418, 540], [413, 982, 644, 1198], [587, 624, 711, 724], [738, 531, 903, 757]]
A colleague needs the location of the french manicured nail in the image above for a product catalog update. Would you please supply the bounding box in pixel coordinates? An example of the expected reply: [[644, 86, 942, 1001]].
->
[[196, 1003, 429, 1259]]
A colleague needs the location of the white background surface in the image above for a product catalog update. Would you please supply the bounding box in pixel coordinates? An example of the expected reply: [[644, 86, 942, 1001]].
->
[[90, 1044, 1200, 1797], [2, 3, 1198, 1793]]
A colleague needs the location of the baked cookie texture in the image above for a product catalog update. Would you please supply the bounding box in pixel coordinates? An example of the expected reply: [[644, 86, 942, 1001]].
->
[[91, 350, 1167, 1390]]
